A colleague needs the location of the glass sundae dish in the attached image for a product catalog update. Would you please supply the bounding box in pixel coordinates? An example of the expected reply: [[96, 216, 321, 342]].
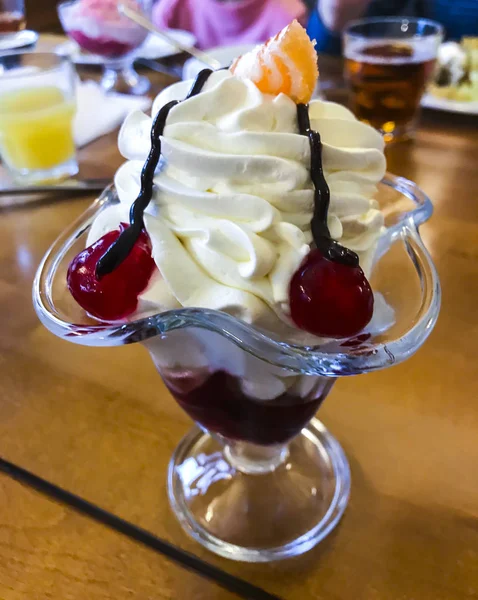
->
[[34, 22, 440, 562], [58, 0, 152, 95]]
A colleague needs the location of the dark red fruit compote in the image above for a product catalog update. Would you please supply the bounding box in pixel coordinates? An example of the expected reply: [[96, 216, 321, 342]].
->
[[67, 31, 137, 59], [161, 368, 334, 445]]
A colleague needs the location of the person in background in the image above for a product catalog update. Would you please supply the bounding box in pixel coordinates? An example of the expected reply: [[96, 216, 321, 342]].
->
[[152, 0, 307, 50], [430, 0, 478, 41], [307, 0, 478, 55]]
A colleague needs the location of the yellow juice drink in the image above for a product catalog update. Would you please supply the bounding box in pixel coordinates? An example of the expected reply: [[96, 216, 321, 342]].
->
[[0, 86, 76, 172]]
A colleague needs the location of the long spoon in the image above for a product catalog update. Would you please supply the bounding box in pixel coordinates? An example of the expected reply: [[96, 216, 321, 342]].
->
[[118, 3, 221, 70]]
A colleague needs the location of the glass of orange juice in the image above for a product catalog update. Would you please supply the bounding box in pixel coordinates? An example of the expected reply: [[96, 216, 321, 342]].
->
[[0, 52, 78, 184]]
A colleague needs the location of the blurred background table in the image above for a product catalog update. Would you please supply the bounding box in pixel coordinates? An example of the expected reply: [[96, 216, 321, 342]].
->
[[1, 32, 478, 600], [24, 0, 62, 34]]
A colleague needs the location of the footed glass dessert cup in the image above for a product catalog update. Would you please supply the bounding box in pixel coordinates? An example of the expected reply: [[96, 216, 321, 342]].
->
[[58, 0, 152, 96], [33, 173, 440, 562]]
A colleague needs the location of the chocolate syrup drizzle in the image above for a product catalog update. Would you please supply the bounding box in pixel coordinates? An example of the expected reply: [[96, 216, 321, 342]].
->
[[96, 69, 358, 277], [96, 69, 213, 278], [297, 104, 359, 267]]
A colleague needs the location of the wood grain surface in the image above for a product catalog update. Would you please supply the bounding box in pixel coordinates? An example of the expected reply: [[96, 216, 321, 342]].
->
[[1, 39, 478, 600]]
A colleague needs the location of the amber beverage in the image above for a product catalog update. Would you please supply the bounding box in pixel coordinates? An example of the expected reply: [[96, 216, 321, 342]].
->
[[345, 43, 435, 139], [0, 11, 25, 32], [0, 0, 25, 33], [343, 18, 443, 142]]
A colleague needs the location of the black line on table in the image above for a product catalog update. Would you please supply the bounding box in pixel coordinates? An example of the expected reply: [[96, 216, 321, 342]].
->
[[0, 457, 283, 600]]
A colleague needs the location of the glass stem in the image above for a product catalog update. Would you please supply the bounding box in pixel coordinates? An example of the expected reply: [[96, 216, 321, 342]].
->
[[101, 60, 150, 96], [224, 439, 290, 475]]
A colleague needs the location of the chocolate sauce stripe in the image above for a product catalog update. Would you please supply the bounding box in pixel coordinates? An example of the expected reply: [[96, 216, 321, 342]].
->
[[296, 104, 359, 267], [96, 70, 213, 278]]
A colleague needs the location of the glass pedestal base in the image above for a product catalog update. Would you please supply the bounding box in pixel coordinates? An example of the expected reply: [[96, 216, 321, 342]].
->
[[168, 419, 350, 562], [101, 64, 151, 96]]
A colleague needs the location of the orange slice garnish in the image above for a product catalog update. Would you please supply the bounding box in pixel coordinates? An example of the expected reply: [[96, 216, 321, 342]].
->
[[230, 20, 319, 105]]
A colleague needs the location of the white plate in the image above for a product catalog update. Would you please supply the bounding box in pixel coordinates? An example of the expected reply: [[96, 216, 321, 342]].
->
[[0, 30, 38, 53], [55, 29, 197, 65], [421, 92, 478, 115], [182, 43, 256, 80]]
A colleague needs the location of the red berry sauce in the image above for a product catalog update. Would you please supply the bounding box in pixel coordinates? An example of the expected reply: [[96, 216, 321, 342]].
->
[[68, 30, 136, 59], [67, 223, 155, 321], [162, 369, 332, 445]]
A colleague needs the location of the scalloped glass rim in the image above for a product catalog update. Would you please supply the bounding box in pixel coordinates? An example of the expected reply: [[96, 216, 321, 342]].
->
[[33, 173, 441, 376]]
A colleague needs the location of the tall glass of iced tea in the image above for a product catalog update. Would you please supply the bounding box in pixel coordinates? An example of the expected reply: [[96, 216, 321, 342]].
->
[[343, 18, 443, 143]]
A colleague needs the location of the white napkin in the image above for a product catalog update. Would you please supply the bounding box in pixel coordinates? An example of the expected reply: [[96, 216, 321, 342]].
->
[[74, 81, 151, 147]]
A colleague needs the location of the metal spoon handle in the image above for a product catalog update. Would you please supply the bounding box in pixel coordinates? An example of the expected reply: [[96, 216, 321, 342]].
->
[[119, 4, 221, 70]]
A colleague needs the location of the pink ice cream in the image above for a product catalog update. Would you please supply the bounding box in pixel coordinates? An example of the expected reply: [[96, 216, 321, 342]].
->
[[59, 0, 148, 59], [77, 0, 138, 22]]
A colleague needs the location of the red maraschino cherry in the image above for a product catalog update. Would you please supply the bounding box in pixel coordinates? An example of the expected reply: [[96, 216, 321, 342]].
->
[[67, 223, 155, 321], [289, 249, 374, 338]]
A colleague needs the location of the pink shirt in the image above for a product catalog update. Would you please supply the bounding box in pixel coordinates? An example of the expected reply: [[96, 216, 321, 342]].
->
[[152, 0, 307, 49]]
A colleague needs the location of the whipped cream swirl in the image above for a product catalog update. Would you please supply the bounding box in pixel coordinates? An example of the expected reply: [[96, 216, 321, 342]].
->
[[88, 70, 386, 334]]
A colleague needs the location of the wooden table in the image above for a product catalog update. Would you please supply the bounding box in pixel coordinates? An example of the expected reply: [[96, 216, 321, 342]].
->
[[1, 39, 478, 600]]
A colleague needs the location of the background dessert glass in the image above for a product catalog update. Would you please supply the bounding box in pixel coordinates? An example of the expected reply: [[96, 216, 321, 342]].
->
[[0, 52, 77, 185], [0, 0, 25, 34], [343, 17, 443, 143], [58, 0, 152, 96], [33, 173, 440, 562]]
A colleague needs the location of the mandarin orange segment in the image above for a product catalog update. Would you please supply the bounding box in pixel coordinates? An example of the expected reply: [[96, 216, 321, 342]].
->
[[230, 20, 319, 104]]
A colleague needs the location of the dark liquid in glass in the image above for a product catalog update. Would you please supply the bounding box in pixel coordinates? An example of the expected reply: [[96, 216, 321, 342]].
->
[[163, 370, 333, 445], [345, 43, 435, 135], [0, 11, 25, 33]]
